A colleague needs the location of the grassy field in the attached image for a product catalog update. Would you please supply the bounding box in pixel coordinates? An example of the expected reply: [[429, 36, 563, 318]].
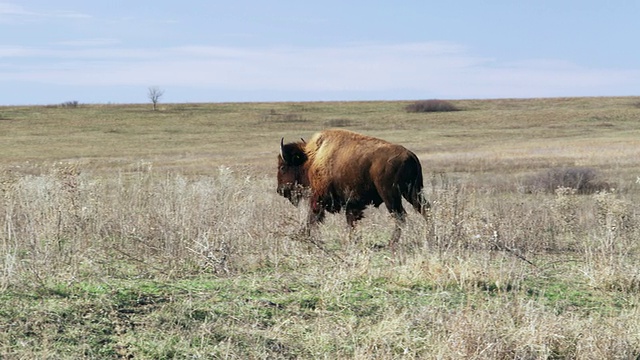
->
[[1, 97, 640, 358]]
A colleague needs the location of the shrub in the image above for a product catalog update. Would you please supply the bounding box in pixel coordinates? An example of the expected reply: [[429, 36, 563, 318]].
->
[[405, 99, 460, 113], [324, 118, 353, 127], [60, 100, 80, 108], [524, 167, 610, 194], [261, 110, 307, 123]]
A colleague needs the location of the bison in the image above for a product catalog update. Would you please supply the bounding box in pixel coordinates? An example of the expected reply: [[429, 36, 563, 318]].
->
[[277, 128, 429, 248]]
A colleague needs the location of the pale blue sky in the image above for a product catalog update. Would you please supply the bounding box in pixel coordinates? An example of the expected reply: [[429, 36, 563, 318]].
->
[[1, 1, 638, 105]]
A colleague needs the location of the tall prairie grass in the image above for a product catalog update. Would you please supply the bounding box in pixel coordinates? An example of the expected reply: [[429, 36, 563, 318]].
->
[[2, 161, 640, 358], [1, 164, 295, 285]]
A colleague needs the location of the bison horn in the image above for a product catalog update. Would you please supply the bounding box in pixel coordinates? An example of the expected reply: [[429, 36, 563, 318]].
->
[[280, 137, 286, 162]]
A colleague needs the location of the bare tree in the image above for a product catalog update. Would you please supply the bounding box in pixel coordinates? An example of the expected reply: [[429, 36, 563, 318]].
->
[[148, 86, 165, 111]]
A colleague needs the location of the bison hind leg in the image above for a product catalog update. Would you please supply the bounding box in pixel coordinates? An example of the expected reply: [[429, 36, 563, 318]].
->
[[381, 191, 407, 222], [383, 198, 408, 251], [388, 209, 407, 250]]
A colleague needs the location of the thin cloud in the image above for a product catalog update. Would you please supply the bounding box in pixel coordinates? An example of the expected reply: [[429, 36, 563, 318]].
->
[[1, 42, 639, 100], [0, 2, 91, 21], [0, 3, 32, 16], [52, 38, 122, 47], [0, 42, 484, 86]]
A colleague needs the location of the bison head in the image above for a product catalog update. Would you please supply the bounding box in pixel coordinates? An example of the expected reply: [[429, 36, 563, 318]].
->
[[277, 138, 308, 206]]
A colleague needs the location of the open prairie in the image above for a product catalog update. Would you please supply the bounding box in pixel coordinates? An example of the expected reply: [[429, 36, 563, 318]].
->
[[1, 97, 640, 359]]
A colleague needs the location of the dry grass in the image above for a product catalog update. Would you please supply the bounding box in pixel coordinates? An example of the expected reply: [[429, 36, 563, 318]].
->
[[1, 97, 640, 358]]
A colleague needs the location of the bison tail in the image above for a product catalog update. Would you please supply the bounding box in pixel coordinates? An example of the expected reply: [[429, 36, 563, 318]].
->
[[402, 153, 431, 219], [406, 179, 430, 217]]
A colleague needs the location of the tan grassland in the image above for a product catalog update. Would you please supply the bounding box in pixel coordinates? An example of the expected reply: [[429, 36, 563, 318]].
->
[[1, 97, 640, 358]]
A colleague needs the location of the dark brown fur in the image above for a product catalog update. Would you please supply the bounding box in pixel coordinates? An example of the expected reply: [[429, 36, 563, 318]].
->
[[277, 129, 429, 247]]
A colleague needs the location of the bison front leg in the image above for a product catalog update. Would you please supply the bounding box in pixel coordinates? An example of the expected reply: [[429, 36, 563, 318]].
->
[[345, 204, 365, 227], [307, 196, 326, 227], [345, 204, 365, 245]]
